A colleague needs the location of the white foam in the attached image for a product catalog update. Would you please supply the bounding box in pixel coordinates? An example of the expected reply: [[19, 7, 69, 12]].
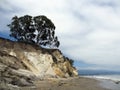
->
[[82, 75, 120, 82]]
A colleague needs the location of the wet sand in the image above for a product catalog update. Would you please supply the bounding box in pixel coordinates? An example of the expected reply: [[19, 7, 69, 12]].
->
[[99, 79, 120, 90], [34, 77, 110, 90]]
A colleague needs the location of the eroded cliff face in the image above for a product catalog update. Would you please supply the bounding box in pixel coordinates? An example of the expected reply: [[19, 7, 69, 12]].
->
[[0, 37, 78, 87]]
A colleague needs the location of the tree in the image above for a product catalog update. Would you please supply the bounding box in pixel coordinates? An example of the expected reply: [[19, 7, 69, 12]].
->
[[8, 15, 60, 48]]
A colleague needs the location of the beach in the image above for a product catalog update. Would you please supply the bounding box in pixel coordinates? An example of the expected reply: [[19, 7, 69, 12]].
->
[[33, 77, 110, 90], [2, 76, 119, 90]]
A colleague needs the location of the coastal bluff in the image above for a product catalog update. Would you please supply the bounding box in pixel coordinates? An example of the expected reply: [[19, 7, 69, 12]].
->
[[0, 37, 78, 88]]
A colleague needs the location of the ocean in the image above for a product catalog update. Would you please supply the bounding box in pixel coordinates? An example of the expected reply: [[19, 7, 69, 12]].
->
[[79, 70, 120, 90], [78, 70, 120, 81]]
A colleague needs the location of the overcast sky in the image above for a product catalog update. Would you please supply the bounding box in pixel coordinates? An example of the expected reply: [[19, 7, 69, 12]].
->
[[0, 0, 120, 71]]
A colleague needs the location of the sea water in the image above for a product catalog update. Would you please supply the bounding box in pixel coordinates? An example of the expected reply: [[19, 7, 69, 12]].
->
[[78, 70, 120, 81], [79, 70, 120, 90], [83, 75, 120, 81]]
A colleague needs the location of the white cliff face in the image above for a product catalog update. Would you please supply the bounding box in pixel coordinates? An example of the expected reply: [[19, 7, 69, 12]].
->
[[24, 52, 56, 77]]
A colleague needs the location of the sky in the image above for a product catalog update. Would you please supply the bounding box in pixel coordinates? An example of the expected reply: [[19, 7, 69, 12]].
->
[[0, 0, 120, 71]]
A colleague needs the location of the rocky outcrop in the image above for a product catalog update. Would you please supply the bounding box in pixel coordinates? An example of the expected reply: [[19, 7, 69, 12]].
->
[[0, 37, 78, 87]]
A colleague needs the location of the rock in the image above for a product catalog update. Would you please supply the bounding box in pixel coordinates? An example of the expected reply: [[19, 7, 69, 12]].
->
[[115, 81, 120, 84], [0, 37, 78, 87]]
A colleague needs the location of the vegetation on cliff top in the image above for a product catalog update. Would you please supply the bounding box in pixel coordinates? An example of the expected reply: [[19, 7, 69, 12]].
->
[[8, 15, 60, 48]]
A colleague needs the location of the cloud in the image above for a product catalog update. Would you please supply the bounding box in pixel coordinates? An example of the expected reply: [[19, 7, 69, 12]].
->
[[59, 0, 120, 69], [0, 0, 120, 70]]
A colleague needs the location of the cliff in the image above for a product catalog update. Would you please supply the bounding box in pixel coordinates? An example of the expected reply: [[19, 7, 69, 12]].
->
[[0, 37, 78, 88]]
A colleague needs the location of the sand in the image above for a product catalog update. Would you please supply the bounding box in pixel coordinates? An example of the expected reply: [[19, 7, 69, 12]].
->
[[0, 77, 112, 90], [33, 77, 110, 90]]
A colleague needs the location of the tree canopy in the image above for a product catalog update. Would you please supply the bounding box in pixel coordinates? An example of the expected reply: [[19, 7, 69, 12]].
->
[[8, 15, 60, 48]]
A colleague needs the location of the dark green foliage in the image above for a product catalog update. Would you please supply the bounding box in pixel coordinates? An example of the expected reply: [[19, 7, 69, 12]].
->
[[65, 57, 74, 66], [69, 59, 74, 66], [8, 15, 60, 48]]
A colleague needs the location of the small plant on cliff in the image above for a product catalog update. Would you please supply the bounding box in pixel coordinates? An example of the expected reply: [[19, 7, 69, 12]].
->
[[65, 57, 74, 66], [8, 15, 60, 48]]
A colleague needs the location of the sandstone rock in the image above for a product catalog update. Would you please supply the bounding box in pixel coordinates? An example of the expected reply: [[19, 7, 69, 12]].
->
[[0, 37, 78, 87]]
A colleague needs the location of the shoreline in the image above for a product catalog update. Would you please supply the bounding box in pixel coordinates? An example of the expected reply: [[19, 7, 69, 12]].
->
[[97, 78, 120, 90], [1, 76, 117, 90], [34, 76, 109, 90], [81, 76, 120, 90]]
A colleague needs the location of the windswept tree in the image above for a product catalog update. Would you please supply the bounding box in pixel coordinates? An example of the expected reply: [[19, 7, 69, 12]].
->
[[8, 15, 60, 48]]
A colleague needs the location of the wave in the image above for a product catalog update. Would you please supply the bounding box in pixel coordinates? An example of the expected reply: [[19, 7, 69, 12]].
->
[[78, 70, 120, 81], [83, 75, 120, 81]]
